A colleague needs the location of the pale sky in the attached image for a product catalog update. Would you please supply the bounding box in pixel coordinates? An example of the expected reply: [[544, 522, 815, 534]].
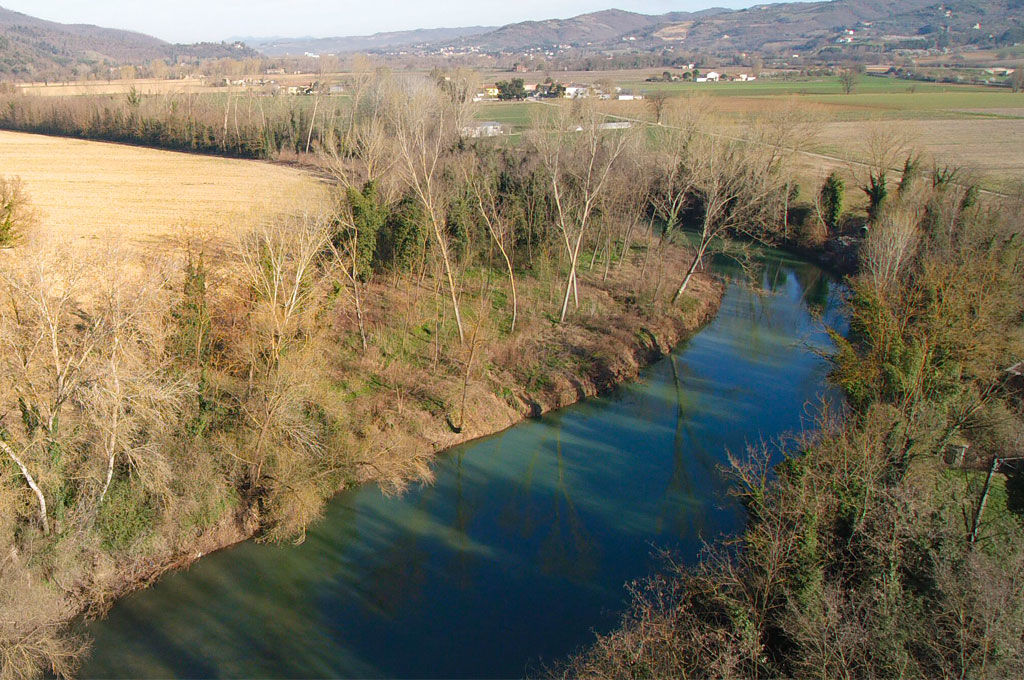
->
[[1, 1, 755, 43]]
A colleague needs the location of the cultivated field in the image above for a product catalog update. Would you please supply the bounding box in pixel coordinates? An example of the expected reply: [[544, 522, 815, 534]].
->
[[0, 130, 329, 253], [16, 78, 244, 97], [476, 75, 1024, 194]]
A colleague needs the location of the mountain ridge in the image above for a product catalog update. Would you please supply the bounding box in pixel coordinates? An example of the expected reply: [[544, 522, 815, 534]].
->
[[249, 1, 1023, 56], [0, 5, 256, 79]]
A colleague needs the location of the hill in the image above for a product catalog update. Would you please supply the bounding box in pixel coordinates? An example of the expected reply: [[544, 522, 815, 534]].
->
[[0, 6, 257, 80], [395, 1, 1024, 56], [246, 26, 495, 56]]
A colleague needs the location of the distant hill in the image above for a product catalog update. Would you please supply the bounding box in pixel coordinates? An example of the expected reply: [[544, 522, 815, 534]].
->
[[247, 26, 495, 56], [348, 1, 1024, 56], [0, 6, 257, 79], [447, 8, 732, 52]]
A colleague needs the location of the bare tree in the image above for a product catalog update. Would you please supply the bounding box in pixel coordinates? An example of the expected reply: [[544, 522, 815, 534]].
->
[[0, 245, 189, 533], [839, 68, 859, 95], [533, 102, 630, 322], [235, 217, 330, 486], [326, 199, 371, 351], [861, 204, 922, 291], [650, 104, 706, 241], [0, 249, 102, 534], [672, 135, 788, 301], [645, 91, 671, 124], [469, 157, 519, 332], [85, 260, 186, 504], [387, 75, 475, 343]]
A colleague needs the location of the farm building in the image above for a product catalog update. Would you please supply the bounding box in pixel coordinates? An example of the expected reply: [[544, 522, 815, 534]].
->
[[461, 121, 509, 138]]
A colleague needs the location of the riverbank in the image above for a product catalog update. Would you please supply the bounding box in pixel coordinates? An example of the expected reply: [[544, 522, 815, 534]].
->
[[82, 249, 842, 679], [59, 248, 724, 668]]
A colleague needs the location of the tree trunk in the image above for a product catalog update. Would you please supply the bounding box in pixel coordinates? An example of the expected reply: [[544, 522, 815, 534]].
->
[[559, 235, 585, 323], [672, 241, 708, 303], [353, 277, 368, 351], [99, 405, 120, 504], [442, 253, 465, 345], [456, 314, 483, 431], [969, 457, 1000, 544], [100, 447, 116, 504], [559, 264, 576, 323], [0, 440, 49, 535], [305, 96, 320, 155], [602, 229, 613, 282]]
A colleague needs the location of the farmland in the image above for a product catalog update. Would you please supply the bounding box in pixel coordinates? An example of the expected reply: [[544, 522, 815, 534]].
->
[[0, 130, 329, 252], [476, 75, 1024, 193], [16, 78, 229, 97]]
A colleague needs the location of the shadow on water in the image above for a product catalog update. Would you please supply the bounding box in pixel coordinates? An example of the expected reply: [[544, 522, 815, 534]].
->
[[82, 250, 848, 679]]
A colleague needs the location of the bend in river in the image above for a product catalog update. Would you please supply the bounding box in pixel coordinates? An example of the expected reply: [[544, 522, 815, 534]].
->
[[83, 250, 847, 679]]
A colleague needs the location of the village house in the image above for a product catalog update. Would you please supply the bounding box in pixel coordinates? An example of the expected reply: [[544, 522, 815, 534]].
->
[[461, 121, 509, 138], [696, 71, 722, 83]]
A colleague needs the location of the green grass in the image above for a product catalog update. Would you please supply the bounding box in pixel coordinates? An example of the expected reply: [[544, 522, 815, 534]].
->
[[623, 76, 1022, 119], [476, 78, 1023, 129], [475, 101, 538, 126], [621, 75, 996, 97]]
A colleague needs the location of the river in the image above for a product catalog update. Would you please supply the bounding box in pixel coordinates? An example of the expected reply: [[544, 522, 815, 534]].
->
[[82, 250, 846, 678]]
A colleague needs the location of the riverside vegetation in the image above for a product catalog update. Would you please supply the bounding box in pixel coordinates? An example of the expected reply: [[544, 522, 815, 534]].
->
[[561, 147, 1024, 677], [0, 72, 816, 678]]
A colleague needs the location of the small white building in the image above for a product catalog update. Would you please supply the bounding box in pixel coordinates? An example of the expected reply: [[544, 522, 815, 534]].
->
[[461, 121, 508, 138], [704, 71, 721, 82]]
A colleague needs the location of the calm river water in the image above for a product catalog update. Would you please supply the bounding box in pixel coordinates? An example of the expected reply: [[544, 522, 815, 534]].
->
[[83, 250, 846, 678]]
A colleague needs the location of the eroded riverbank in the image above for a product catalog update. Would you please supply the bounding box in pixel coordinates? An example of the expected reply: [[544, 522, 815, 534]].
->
[[81, 250, 845, 678], [63, 267, 726, 651]]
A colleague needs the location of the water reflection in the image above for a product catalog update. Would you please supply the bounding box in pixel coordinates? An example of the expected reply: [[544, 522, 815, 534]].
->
[[83, 252, 846, 679]]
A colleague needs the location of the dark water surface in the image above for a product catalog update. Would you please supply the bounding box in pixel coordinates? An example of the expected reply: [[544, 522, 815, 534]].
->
[[83, 251, 846, 679]]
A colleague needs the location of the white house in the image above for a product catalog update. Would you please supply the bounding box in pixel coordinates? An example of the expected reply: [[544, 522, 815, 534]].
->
[[564, 85, 589, 98], [461, 121, 508, 138]]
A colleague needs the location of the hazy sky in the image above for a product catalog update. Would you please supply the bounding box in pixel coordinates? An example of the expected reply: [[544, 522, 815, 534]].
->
[[2, 1, 754, 43]]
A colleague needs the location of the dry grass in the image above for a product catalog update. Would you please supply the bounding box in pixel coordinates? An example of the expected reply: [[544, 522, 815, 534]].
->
[[0, 130, 330, 254], [16, 78, 243, 97], [814, 118, 1024, 193]]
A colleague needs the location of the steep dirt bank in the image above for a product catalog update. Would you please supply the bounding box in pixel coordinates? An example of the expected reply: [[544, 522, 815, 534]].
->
[[75, 272, 724, 627]]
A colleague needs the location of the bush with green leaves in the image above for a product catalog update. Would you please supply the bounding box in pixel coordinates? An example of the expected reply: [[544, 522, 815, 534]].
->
[[0, 175, 32, 246], [818, 172, 844, 234]]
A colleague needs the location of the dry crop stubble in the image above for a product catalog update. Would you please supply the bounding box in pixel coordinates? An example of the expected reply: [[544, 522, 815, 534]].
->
[[0, 130, 330, 258]]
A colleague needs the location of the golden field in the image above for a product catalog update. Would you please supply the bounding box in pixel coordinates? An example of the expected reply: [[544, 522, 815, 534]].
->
[[16, 78, 246, 97], [1, 130, 329, 252], [814, 118, 1024, 194]]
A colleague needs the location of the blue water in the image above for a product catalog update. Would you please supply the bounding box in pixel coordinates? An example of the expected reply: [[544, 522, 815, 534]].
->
[[82, 251, 846, 678]]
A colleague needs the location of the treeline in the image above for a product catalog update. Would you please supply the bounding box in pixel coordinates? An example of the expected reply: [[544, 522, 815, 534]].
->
[[0, 89, 347, 159], [0, 75, 813, 678], [561, 152, 1024, 677]]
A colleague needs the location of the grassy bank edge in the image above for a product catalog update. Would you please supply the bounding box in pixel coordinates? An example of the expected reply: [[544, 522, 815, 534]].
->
[[70, 271, 725, 640]]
